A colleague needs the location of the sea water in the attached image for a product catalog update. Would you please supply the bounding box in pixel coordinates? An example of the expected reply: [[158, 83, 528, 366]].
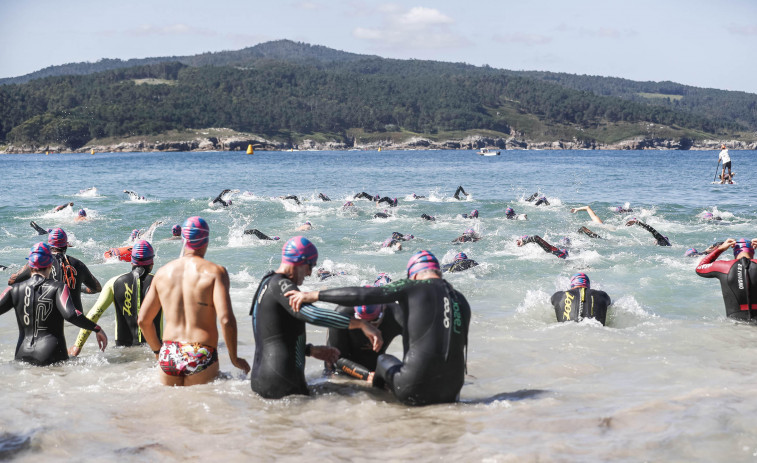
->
[[0, 149, 755, 462]]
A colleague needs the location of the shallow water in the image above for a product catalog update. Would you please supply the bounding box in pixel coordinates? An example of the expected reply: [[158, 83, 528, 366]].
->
[[0, 149, 756, 462]]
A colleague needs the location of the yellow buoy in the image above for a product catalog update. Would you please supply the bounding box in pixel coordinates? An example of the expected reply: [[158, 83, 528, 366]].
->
[[246, 144, 253, 155], [91, 149, 95, 155], [378, 146, 382, 152], [46, 151, 49, 156]]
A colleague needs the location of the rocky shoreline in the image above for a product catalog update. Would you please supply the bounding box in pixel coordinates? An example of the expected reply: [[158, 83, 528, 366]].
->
[[3, 134, 756, 154]]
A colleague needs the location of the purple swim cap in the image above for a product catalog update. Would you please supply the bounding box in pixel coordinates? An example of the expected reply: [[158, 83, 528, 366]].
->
[[47, 228, 68, 248], [355, 303, 382, 321], [131, 240, 155, 266], [465, 228, 476, 236], [560, 237, 572, 246], [78, 209, 87, 217], [27, 242, 53, 269], [570, 273, 590, 289], [703, 212, 714, 219], [470, 209, 479, 218], [182, 216, 210, 250], [733, 239, 754, 258], [455, 252, 468, 261], [684, 248, 698, 257], [505, 207, 515, 217], [281, 236, 318, 267], [613, 206, 622, 213], [130, 229, 140, 240], [374, 273, 392, 286], [407, 250, 440, 278], [171, 224, 181, 237]]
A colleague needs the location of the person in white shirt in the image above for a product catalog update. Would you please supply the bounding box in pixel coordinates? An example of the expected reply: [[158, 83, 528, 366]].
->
[[718, 144, 732, 183]]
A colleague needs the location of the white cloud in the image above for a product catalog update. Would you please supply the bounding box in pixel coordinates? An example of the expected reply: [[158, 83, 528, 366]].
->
[[398, 7, 453, 26], [351, 5, 468, 50]]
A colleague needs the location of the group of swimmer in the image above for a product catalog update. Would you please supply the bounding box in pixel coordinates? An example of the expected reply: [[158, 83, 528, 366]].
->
[[2, 182, 756, 406]]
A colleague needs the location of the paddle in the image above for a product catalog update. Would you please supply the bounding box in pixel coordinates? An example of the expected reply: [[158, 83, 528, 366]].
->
[[713, 159, 721, 182]]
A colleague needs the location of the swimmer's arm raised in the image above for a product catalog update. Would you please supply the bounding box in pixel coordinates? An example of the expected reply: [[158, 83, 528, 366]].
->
[[138, 277, 163, 357], [214, 267, 250, 374], [570, 205, 603, 224]]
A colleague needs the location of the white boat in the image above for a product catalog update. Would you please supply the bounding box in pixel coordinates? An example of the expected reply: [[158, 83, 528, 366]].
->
[[477, 148, 500, 156]]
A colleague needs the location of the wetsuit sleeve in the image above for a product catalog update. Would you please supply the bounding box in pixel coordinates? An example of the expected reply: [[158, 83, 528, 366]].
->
[[634, 221, 669, 246], [57, 285, 100, 331], [74, 276, 116, 348], [695, 248, 731, 279], [0, 286, 13, 315], [525, 236, 564, 257], [78, 262, 101, 292], [319, 282, 406, 307], [8, 264, 31, 286], [270, 276, 352, 329]]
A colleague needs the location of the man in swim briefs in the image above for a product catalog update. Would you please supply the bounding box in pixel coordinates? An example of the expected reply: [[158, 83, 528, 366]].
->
[[286, 250, 471, 405], [550, 273, 612, 325], [625, 218, 671, 246], [695, 238, 757, 321], [138, 216, 250, 386], [249, 236, 382, 399], [70, 240, 162, 356]]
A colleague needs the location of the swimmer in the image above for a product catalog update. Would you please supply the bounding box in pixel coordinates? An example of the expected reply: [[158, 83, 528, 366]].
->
[[286, 250, 471, 405], [517, 235, 568, 259], [442, 252, 479, 273], [453, 185, 470, 200], [462, 209, 479, 219], [354, 192, 378, 201], [0, 264, 7, 271], [74, 209, 88, 222], [342, 201, 355, 209], [54, 202, 74, 212], [374, 210, 391, 219], [701, 211, 723, 221], [281, 195, 301, 205], [123, 190, 144, 201], [318, 193, 331, 201], [525, 192, 540, 202], [570, 205, 604, 224], [578, 226, 603, 239], [376, 197, 398, 207], [550, 273, 612, 325], [211, 189, 235, 207], [8, 228, 102, 312], [326, 274, 403, 379], [317, 268, 346, 281], [0, 243, 107, 365], [625, 218, 671, 246], [128, 220, 163, 242], [168, 224, 182, 240], [613, 205, 634, 213], [296, 221, 312, 231], [695, 238, 757, 321], [392, 232, 414, 241], [452, 228, 480, 243], [249, 236, 382, 398], [244, 229, 280, 240], [138, 217, 250, 386], [504, 207, 527, 220], [381, 238, 403, 251], [70, 240, 162, 356], [420, 213, 436, 221], [30, 221, 48, 235], [534, 196, 550, 206], [411, 193, 426, 199]]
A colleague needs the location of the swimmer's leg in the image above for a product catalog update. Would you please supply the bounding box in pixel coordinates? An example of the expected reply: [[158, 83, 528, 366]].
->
[[374, 354, 402, 389]]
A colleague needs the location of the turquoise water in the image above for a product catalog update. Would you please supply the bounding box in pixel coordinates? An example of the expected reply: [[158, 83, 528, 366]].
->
[[1, 149, 756, 461]]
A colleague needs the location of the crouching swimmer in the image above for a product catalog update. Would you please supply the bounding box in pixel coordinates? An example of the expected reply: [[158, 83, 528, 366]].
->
[[551, 273, 612, 325], [695, 238, 757, 321], [286, 250, 471, 406]]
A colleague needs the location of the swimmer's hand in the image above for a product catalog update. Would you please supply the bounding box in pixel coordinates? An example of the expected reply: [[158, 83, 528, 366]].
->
[[285, 290, 319, 312], [95, 330, 108, 351], [719, 238, 736, 251], [570, 206, 586, 213], [350, 319, 383, 352], [309, 346, 340, 364], [625, 218, 638, 226], [68, 346, 81, 357], [752, 238, 757, 250], [232, 357, 251, 375]]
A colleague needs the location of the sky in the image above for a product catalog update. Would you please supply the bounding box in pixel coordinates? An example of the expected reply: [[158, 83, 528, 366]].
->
[[2, 0, 756, 93]]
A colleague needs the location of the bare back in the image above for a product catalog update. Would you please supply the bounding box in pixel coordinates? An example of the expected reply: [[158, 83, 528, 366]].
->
[[152, 255, 229, 347]]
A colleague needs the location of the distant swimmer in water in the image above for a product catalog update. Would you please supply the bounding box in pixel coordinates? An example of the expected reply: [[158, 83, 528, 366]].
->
[[551, 273, 612, 325], [123, 190, 145, 201], [613, 205, 634, 213], [0, 243, 107, 366], [374, 210, 391, 219], [462, 209, 479, 219], [452, 228, 480, 243], [211, 189, 235, 207], [30, 221, 49, 235], [342, 201, 355, 210], [0, 264, 7, 271], [376, 197, 398, 207], [411, 193, 426, 199], [75, 209, 88, 222], [421, 213, 436, 221], [281, 195, 301, 205], [318, 193, 331, 201], [70, 240, 162, 356], [578, 226, 603, 239], [286, 250, 471, 405], [317, 268, 346, 281], [534, 196, 550, 206], [695, 238, 757, 321], [392, 231, 414, 242], [354, 192, 378, 201], [453, 185, 470, 200], [54, 202, 74, 212], [138, 216, 250, 386], [129, 220, 163, 242], [326, 274, 403, 380], [296, 221, 312, 231], [517, 235, 568, 259], [701, 211, 723, 221], [625, 218, 671, 246], [685, 242, 723, 257], [168, 224, 182, 240], [525, 192, 540, 202], [244, 229, 280, 240], [442, 252, 479, 273], [249, 236, 382, 399], [382, 237, 403, 251], [504, 207, 527, 220], [570, 205, 604, 224]]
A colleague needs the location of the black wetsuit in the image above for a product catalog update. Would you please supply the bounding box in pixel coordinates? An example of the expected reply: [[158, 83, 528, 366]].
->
[[244, 229, 276, 240], [212, 189, 232, 207], [534, 196, 550, 206], [354, 192, 376, 200], [249, 271, 354, 399], [551, 287, 612, 325], [319, 278, 471, 405], [377, 197, 397, 207], [318, 193, 331, 201], [73, 268, 162, 349], [696, 249, 757, 321], [453, 186, 469, 200], [522, 236, 568, 259], [452, 234, 479, 243], [374, 212, 390, 219], [442, 259, 479, 273], [578, 226, 602, 239], [525, 192, 539, 202], [326, 304, 403, 373], [631, 220, 670, 246], [9, 253, 100, 312], [30, 221, 48, 235], [0, 264, 8, 271], [421, 214, 436, 221], [282, 195, 301, 205], [0, 274, 101, 365]]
